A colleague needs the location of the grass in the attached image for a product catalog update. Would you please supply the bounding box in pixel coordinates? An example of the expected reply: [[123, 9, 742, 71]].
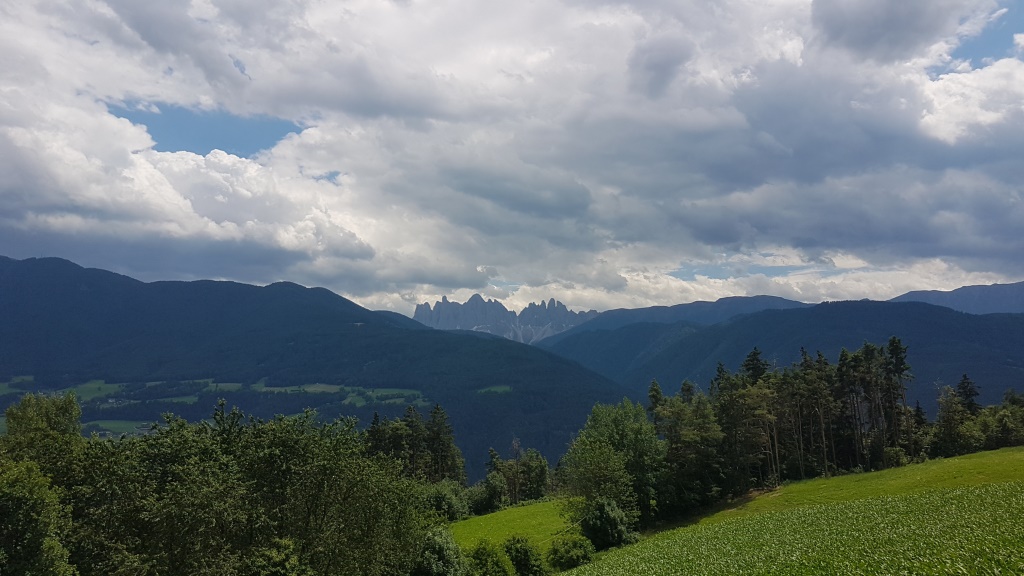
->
[[84, 420, 151, 435], [71, 380, 123, 402], [451, 500, 569, 554], [448, 449, 1024, 574], [569, 482, 1024, 575], [164, 395, 199, 404], [302, 383, 342, 393], [700, 447, 1024, 526], [566, 448, 1024, 575], [0, 376, 34, 397], [204, 382, 243, 393]]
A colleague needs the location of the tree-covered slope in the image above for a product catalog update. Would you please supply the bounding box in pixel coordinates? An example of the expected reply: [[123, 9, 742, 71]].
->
[[537, 295, 809, 348], [545, 300, 1024, 410], [0, 256, 622, 475]]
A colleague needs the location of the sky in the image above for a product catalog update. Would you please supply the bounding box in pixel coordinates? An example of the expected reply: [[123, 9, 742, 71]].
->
[[2, 0, 1023, 314]]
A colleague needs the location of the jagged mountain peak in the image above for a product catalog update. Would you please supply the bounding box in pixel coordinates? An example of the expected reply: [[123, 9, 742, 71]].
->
[[413, 294, 598, 344]]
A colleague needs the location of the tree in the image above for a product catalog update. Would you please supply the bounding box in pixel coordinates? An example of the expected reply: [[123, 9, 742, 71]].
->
[[2, 392, 85, 488], [559, 435, 637, 528], [955, 374, 981, 415], [0, 458, 76, 576], [560, 400, 664, 527], [425, 405, 467, 485], [932, 386, 983, 457], [656, 390, 724, 513]]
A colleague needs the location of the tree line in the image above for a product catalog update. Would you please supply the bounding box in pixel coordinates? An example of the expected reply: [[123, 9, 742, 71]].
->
[[556, 337, 1024, 549]]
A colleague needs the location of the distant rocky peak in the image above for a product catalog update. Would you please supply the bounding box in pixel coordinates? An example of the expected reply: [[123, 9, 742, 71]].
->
[[413, 294, 598, 344]]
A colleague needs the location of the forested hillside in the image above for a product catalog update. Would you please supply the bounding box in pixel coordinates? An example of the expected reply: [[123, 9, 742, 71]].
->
[[543, 301, 1024, 410], [0, 256, 621, 477]]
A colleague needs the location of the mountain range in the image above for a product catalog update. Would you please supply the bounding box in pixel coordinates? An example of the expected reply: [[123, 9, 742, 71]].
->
[[0, 256, 621, 477], [4, 254, 1024, 476], [413, 294, 598, 344]]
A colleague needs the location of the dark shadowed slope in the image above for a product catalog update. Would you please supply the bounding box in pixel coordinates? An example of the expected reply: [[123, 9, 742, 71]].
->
[[0, 256, 622, 477], [546, 300, 1024, 411], [537, 295, 810, 348]]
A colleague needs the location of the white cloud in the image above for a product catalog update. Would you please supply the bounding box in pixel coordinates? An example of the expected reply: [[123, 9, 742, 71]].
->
[[1, 0, 1023, 314]]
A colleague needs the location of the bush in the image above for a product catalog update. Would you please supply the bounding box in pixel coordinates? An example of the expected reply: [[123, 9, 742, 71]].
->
[[545, 534, 594, 572], [502, 536, 547, 576], [467, 540, 514, 576], [412, 527, 468, 576], [580, 498, 634, 550], [883, 447, 909, 469], [425, 479, 470, 522]]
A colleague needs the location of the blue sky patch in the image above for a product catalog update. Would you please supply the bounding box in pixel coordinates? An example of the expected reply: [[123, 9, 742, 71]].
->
[[952, 5, 1023, 66], [111, 104, 300, 158]]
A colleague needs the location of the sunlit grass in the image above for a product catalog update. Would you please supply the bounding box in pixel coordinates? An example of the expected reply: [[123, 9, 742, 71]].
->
[[451, 500, 570, 554], [72, 380, 123, 401], [701, 447, 1024, 526], [567, 448, 1024, 575], [84, 420, 150, 435], [568, 482, 1024, 575]]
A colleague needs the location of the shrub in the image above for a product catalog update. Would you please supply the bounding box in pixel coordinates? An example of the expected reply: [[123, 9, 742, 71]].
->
[[545, 534, 595, 572], [425, 479, 470, 522], [467, 540, 514, 576], [412, 527, 468, 576], [580, 498, 634, 550], [883, 447, 909, 469], [502, 536, 548, 576]]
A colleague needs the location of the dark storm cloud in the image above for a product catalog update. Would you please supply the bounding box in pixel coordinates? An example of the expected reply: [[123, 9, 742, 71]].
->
[[811, 0, 988, 61]]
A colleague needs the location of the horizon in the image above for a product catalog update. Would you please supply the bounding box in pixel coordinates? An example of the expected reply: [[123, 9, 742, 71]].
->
[[6, 252, 1019, 316]]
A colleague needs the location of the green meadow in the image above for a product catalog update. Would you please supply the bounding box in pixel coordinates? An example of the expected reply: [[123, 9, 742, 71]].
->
[[451, 448, 1024, 574], [451, 499, 568, 554]]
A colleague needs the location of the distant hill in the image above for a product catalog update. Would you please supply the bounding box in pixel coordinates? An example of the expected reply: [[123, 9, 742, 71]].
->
[[0, 256, 622, 478], [537, 295, 810, 348], [413, 294, 598, 344], [544, 300, 1024, 411], [892, 281, 1024, 314]]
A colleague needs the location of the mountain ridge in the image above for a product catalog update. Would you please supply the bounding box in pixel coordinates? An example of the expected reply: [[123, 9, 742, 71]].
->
[[413, 293, 598, 344], [0, 255, 621, 479]]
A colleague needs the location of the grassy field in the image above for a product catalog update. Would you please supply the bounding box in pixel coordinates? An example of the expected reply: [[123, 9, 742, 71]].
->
[[569, 482, 1024, 575], [83, 420, 151, 435], [449, 449, 1024, 573], [451, 500, 569, 553], [700, 447, 1024, 526], [72, 380, 123, 401], [566, 447, 1024, 575]]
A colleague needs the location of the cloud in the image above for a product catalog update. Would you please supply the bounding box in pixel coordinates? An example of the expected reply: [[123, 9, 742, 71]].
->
[[810, 0, 997, 62], [2, 0, 1023, 314]]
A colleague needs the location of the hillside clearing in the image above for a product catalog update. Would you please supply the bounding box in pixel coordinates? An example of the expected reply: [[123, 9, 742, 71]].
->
[[451, 500, 568, 553]]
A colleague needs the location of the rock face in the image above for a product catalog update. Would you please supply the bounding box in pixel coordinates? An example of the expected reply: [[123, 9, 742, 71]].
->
[[413, 294, 598, 344]]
